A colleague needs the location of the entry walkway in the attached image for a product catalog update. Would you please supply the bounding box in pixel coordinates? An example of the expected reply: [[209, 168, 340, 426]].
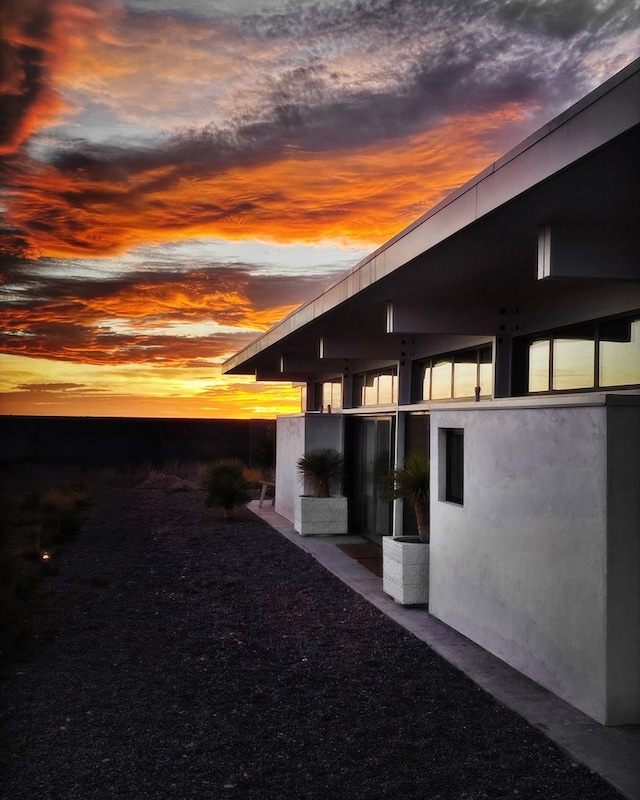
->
[[249, 500, 640, 800]]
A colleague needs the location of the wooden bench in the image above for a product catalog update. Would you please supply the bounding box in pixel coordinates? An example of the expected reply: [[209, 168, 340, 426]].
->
[[258, 481, 276, 508]]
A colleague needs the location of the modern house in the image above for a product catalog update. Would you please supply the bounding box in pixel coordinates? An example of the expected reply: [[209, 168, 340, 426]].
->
[[223, 58, 640, 726]]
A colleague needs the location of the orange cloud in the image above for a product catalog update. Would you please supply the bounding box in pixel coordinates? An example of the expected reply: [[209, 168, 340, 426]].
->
[[0, 0, 101, 154], [0, 266, 305, 369], [1, 279, 298, 331], [3, 103, 528, 259], [53, 7, 238, 123], [2, 0, 539, 269]]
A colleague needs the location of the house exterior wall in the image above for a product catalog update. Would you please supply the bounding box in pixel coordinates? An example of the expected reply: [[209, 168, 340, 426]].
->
[[275, 413, 344, 524], [228, 62, 640, 725], [429, 400, 611, 723], [274, 396, 639, 724]]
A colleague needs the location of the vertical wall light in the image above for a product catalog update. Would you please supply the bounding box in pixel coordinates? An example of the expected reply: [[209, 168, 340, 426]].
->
[[537, 224, 552, 280], [386, 301, 394, 334]]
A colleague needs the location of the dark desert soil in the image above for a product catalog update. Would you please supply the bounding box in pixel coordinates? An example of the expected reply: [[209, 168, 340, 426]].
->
[[0, 486, 623, 799]]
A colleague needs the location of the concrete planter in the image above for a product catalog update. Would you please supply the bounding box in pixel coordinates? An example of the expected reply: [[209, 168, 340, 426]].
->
[[294, 496, 349, 536], [382, 536, 430, 605]]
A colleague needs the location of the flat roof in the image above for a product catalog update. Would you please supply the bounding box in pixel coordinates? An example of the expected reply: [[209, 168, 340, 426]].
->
[[223, 57, 640, 376]]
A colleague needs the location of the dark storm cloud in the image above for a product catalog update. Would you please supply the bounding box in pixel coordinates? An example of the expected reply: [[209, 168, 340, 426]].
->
[[0, 0, 58, 154], [0, 225, 34, 261]]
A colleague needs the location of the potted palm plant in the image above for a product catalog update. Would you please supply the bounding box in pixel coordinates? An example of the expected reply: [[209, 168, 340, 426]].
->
[[383, 451, 430, 605], [294, 448, 348, 535]]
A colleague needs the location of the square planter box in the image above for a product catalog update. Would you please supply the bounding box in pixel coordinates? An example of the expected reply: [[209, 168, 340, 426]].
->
[[294, 496, 349, 536], [382, 536, 430, 605]]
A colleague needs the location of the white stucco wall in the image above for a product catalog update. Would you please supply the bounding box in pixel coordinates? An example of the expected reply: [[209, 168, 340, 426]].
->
[[275, 413, 344, 524], [429, 402, 610, 723]]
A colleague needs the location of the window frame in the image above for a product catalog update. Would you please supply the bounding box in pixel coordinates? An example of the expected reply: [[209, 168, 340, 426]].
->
[[440, 427, 464, 505], [321, 379, 343, 411], [414, 345, 493, 403], [517, 313, 640, 396], [353, 367, 398, 407]]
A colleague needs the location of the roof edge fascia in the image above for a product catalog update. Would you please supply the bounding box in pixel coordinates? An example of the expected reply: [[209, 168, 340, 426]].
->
[[223, 57, 640, 375]]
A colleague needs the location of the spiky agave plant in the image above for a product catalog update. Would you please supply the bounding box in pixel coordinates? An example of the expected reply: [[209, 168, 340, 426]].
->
[[297, 448, 344, 498], [202, 458, 251, 520], [387, 451, 430, 542]]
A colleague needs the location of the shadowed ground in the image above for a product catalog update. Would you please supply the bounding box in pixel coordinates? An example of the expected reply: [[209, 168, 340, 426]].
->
[[0, 487, 624, 799]]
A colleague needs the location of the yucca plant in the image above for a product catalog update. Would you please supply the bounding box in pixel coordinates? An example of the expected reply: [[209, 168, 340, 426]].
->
[[386, 451, 430, 542], [202, 459, 251, 520], [297, 448, 344, 498]]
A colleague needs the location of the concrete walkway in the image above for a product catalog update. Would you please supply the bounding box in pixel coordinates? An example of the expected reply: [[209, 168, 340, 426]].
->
[[249, 501, 640, 800]]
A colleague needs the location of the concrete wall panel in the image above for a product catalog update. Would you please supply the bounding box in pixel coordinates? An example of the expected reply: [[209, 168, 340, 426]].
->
[[275, 413, 344, 524], [429, 404, 609, 722], [275, 415, 306, 524]]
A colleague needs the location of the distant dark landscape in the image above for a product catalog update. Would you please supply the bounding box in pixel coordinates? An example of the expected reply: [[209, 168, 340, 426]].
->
[[0, 416, 275, 468]]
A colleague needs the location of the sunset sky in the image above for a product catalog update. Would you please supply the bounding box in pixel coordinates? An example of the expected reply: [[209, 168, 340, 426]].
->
[[1, 0, 638, 419]]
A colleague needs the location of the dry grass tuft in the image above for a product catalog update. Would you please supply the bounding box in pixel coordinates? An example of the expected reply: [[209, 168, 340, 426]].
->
[[0, 458, 242, 653]]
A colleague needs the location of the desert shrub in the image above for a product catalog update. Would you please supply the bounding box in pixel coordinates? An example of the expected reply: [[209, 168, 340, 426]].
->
[[202, 459, 251, 520], [40, 486, 91, 511], [0, 557, 42, 647], [0, 519, 43, 649], [253, 430, 276, 469], [0, 482, 92, 650], [160, 459, 208, 483]]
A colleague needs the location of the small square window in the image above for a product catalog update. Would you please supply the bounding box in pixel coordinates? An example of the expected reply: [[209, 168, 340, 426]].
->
[[444, 428, 464, 504]]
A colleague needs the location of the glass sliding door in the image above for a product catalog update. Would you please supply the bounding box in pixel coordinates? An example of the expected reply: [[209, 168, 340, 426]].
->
[[346, 416, 394, 542]]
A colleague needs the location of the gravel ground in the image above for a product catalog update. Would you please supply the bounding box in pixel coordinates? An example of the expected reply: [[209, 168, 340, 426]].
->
[[0, 485, 623, 800]]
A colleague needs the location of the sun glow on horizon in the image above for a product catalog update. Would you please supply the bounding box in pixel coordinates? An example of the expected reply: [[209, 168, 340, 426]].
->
[[0, 354, 301, 419]]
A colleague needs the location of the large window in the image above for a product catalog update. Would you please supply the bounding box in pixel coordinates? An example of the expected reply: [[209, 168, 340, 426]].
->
[[354, 368, 398, 407], [527, 339, 550, 392], [320, 379, 342, 411], [552, 326, 595, 390], [599, 317, 640, 387], [521, 314, 640, 394], [415, 346, 493, 402]]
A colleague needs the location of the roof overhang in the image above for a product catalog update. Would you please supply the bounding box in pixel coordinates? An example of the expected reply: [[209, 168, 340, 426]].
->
[[223, 58, 640, 380]]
